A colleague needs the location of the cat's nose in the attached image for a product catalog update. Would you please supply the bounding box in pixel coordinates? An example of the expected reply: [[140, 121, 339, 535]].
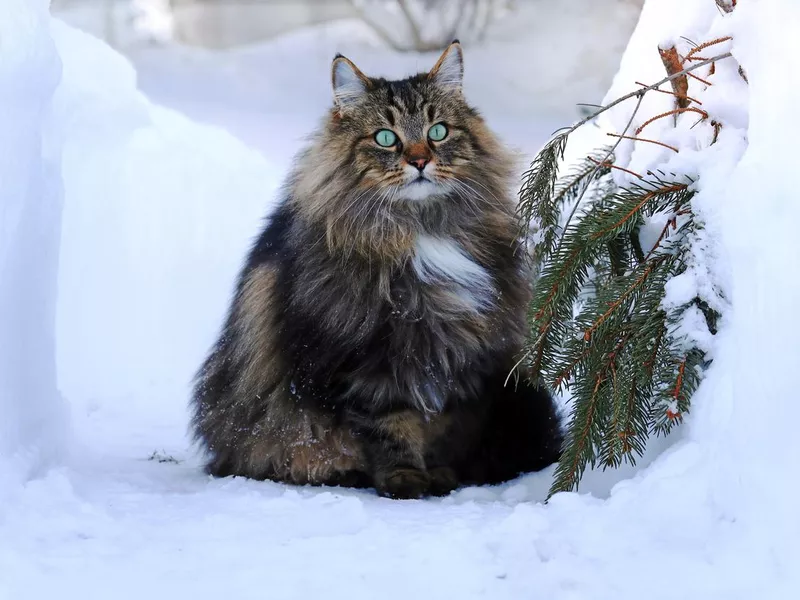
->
[[408, 157, 430, 172]]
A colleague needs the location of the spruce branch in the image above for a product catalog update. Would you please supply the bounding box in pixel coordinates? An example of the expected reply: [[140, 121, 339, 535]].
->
[[687, 71, 714, 87], [636, 107, 709, 134], [520, 39, 732, 499], [553, 93, 645, 258], [684, 37, 732, 62], [588, 156, 643, 179], [562, 53, 732, 137], [552, 373, 606, 493], [583, 257, 664, 342], [529, 52, 732, 261], [591, 184, 688, 240], [606, 133, 680, 153], [518, 134, 568, 251], [636, 81, 702, 106]]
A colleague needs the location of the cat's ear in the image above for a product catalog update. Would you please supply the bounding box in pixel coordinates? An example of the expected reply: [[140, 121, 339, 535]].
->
[[331, 54, 370, 111], [429, 41, 463, 92]]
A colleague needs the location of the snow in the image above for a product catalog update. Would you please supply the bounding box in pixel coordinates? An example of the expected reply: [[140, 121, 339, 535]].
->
[[0, 0, 67, 494], [3, 0, 800, 597], [53, 21, 281, 423]]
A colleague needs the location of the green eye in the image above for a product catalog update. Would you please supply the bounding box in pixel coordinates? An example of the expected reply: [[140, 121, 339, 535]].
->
[[375, 129, 398, 147], [428, 123, 448, 142]]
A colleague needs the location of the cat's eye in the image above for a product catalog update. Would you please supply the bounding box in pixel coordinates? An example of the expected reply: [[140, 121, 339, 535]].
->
[[374, 129, 398, 147], [428, 123, 448, 142]]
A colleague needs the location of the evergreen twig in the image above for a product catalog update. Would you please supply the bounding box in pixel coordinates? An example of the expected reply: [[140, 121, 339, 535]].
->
[[558, 53, 732, 137], [606, 133, 680, 153], [636, 107, 709, 134], [684, 37, 732, 62], [519, 39, 731, 498]]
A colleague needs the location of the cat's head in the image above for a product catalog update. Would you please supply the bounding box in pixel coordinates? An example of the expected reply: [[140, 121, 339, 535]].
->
[[292, 42, 515, 258]]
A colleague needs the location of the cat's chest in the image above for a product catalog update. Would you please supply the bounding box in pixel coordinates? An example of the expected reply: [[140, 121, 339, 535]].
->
[[394, 234, 497, 317]]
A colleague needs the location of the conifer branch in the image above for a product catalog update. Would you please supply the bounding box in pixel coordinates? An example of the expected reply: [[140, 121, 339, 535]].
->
[[553, 94, 644, 257], [521, 37, 730, 499], [552, 374, 605, 493], [588, 156, 643, 179], [636, 108, 709, 134], [636, 81, 702, 106], [562, 53, 732, 136], [591, 184, 687, 239], [684, 37, 732, 62], [583, 258, 663, 341], [606, 133, 680, 153], [687, 71, 714, 87]]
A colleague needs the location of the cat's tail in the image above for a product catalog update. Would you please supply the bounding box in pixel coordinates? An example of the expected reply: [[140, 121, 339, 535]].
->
[[460, 373, 564, 485]]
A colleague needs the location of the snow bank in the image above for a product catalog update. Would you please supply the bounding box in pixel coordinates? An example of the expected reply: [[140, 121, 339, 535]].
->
[[0, 0, 67, 492], [53, 21, 282, 436], [549, 0, 800, 592], [704, 0, 800, 567]]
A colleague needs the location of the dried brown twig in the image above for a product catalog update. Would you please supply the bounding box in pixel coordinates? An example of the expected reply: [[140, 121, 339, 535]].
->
[[636, 81, 702, 106], [565, 53, 732, 137], [636, 107, 709, 134], [684, 37, 732, 62], [659, 47, 689, 109], [606, 133, 679, 153]]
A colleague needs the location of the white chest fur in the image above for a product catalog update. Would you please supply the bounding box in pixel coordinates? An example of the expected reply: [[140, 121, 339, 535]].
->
[[411, 235, 496, 313]]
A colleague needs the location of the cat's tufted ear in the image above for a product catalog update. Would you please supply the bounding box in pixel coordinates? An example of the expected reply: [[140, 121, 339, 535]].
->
[[429, 41, 463, 92], [331, 54, 370, 111]]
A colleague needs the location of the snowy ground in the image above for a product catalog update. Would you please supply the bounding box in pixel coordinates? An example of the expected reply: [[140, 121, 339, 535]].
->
[[3, 1, 800, 598]]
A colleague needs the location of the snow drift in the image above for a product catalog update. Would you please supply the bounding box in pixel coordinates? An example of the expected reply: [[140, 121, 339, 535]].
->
[[53, 21, 282, 428], [0, 0, 67, 493]]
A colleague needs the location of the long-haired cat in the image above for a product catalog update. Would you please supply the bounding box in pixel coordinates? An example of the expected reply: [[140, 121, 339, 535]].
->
[[191, 42, 563, 499]]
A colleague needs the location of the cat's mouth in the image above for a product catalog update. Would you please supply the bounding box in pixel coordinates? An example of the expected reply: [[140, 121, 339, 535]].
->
[[396, 176, 444, 201]]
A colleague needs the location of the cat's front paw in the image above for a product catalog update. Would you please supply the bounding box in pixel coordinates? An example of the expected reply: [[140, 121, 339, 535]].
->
[[377, 468, 431, 499], [427, 466, 459, 497]]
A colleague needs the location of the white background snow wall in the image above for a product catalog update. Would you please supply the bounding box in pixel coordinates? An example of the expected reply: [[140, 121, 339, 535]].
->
[[53, 22, 282, 423], [0, 0, 67, 487]]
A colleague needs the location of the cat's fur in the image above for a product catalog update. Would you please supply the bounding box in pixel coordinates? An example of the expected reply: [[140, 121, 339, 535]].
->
[[191, 42, 563, 499]]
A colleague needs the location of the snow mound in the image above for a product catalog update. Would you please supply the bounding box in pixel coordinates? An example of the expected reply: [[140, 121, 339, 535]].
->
[[0, 0, 67, 494], [53, 21, 282, 429]]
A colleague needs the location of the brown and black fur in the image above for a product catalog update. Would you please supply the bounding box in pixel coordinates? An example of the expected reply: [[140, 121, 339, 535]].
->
[[191, 42, 562, 499]]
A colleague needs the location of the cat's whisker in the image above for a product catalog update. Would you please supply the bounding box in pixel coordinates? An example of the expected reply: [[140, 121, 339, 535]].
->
[[448, 179, 486, 219], [340, 186, 392, 257], [307, 186, 382, 256], [459, 176, 506, 210]]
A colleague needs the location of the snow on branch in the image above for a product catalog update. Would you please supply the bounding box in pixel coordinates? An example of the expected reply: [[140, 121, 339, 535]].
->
[[518, 6, 745, 495]]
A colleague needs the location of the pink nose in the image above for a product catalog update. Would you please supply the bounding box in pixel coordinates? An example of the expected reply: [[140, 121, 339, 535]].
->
[[409, 158, 430, 172]]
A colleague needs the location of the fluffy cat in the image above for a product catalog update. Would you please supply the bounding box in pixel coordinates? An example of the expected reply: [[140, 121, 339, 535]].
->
[[191, 42, 563, 499]]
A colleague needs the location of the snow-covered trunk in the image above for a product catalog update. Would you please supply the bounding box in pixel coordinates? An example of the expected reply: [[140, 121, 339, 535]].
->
[[0, 0, 67, 489]]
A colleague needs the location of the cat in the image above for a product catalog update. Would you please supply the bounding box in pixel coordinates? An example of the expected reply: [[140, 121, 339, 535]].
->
[[191, 41, 563, 499]]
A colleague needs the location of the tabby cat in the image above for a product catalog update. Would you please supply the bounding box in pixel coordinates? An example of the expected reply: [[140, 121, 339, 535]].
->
[[191, 42, 563, 499]]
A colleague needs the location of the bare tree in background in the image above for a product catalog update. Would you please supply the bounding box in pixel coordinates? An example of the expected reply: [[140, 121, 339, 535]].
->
[[50, 0, 173, 48], [349, 0, 514, 52]]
